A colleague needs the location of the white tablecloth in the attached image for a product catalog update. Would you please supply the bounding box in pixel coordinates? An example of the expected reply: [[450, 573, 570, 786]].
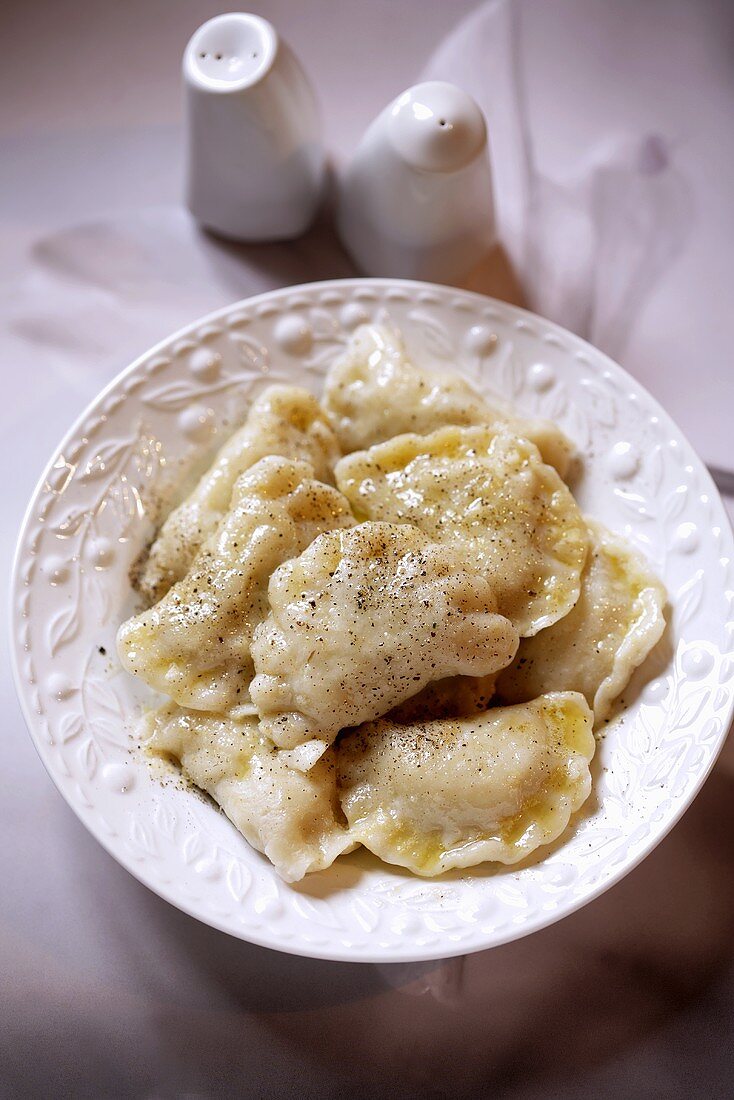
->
[[2, 2, 733, 1096]]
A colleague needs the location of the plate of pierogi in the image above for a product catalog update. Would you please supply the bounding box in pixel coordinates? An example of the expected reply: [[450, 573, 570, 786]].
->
[[12, 280, 734, 962]]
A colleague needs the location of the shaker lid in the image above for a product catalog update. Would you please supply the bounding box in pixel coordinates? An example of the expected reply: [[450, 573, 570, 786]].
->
[[386, 81, 487, 173], [183, 13, 278, 93]]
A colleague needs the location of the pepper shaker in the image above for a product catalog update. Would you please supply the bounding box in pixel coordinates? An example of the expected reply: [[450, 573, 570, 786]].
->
[[338, 81, 495, 283], [183, 12, 325, 241]]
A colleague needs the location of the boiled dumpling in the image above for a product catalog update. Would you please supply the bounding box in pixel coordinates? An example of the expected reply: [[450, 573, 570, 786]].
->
[[323, 324, 488, 452], [250, 522, 519, 750], [323, 324, 574, 475], [336, 426, 588, 637], [388, 674, 497, 723], [138, 385, 341, 602], [497, 521, 666, 723], [148, 704, 356, 882], [336, 692, 595, 875], [117, 456, 354, 712]]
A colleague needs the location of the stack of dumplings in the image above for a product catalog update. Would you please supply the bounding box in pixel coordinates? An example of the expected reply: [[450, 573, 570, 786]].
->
[[118, 324, 666, 882]]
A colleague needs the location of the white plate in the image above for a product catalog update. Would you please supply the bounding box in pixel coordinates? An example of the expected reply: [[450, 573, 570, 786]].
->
[[11, 279, 734, 963]]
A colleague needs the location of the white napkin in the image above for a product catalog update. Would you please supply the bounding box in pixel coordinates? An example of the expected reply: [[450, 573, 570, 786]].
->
[[422, 0, 734, 476]]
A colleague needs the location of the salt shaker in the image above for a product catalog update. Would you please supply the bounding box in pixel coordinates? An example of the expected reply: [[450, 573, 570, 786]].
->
[[183, 13, 325, 241], [338, 81, 495, 283]]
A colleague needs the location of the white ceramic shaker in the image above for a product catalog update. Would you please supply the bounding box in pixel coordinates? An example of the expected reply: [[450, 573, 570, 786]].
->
[[338, 81, 495, 283], [183, 13, 325, 241]]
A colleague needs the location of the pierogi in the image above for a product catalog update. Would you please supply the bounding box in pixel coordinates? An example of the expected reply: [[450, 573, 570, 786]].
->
[[118, 456, 354, 711], [250, 522, 519, 749], [337, 693, 595, 875], [138, 385, 340, 602], [323, 323, 574, 475], [149, 704, 354, 882], [388, 673, 498, 723], [117, 320, 666, 884], [497, 521, 667, 723], [336, 426, 588, 637]]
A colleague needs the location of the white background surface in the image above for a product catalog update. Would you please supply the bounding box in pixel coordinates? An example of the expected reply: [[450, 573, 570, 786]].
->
[[2, 2, 733, 1096]]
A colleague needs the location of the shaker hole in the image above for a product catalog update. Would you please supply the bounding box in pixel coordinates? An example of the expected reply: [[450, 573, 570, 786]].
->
[[214, 53, 223, 60], [252, 51, 258, 58], [199, 52, 207, 58], [439, 119, 447, 127]]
